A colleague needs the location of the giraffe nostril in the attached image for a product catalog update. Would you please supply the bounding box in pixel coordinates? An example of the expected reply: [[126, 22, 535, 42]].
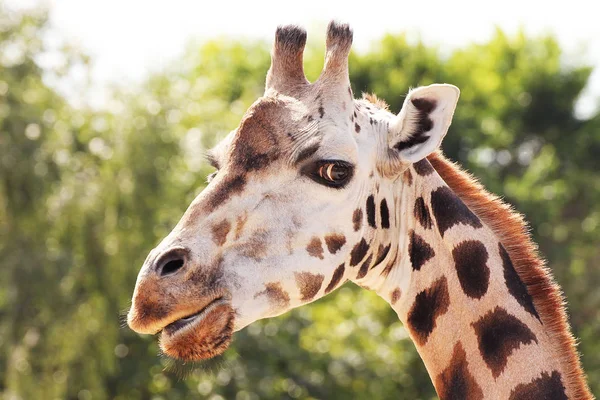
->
[[155, 248, 189, 277]]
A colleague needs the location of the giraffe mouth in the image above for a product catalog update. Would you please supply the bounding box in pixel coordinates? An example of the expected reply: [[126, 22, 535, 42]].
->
[[163, 296, 227, 335], [159, 297, 235, 361]]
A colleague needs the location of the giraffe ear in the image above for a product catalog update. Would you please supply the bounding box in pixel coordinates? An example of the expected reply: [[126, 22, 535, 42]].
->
[[388, 84, 460, 163]]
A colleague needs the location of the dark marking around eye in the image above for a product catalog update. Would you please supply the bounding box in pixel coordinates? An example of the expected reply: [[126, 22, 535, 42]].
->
[[430, 186, 483, 237], [380, 199, 390, 229], [205, 175, 246, 212], [453, 240, 490, 299], [407, 276, 450, 346], [414, 197, 433, 230], [435, 342, 483, 400], [294, 272, 325, 302], [306, 237, 324, 259], [499, 243, 540, 320], [472, 306, 538, 378], [352, 208, 363, 231], [325, 263, 345, 294], [307, 115, 314, 122], [366, 195, 376, 228], [295, 143, 320, 165], [356, 254, 373, 279], [409, 230, 435, 271], [509, 371, 567, 400], [350, 239, 369, 266], [324, 233, 346, 254], [413, 159, 435, 176]]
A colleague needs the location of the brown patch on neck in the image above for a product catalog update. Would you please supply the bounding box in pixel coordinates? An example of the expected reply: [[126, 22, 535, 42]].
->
[[390, 288, 402, 305], [306, 237, 324, 259], [427, 151, 592, 399], [435, 342, 483, 400], [255, 282, 290, 309], [294, 272, 324, 301], [324, 233, 346, 254]]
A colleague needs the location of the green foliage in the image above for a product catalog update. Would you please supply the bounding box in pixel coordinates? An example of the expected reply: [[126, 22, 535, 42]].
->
[[1, 5, 598, 399]]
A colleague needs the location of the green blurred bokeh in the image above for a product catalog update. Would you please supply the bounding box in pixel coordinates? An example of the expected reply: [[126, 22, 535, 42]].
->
[[0, 5, 598, 400]]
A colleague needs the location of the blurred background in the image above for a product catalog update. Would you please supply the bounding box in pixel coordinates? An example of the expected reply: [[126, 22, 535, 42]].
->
[[0, 1, 599, 399]]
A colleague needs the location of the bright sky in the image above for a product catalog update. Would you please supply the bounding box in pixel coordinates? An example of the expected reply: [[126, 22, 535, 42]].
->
[[8, 0, 600, 116]]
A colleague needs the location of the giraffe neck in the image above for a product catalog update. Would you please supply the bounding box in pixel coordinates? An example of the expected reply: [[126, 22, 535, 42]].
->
[[359, 159, 571, 399]]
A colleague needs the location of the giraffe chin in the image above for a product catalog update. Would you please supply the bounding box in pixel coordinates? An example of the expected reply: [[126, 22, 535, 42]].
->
[[159, 302, 235, 361]]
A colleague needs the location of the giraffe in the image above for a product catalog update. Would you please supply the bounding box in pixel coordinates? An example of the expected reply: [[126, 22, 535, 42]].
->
[[127, 22, 592, 399]]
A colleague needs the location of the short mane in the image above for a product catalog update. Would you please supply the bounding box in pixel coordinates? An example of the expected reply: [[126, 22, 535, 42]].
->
[[427, 151, 592, 399]]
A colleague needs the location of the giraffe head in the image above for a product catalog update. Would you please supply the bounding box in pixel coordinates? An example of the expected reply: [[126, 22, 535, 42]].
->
[[127, 21, 459, 361]]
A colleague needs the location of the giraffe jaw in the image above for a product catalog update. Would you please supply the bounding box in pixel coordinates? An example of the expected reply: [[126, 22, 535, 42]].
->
[[158, 299, 235, 361]]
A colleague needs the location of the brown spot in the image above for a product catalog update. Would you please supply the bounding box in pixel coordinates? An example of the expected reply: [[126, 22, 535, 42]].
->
[[499, 243, 539, 320], [366, 195, 376, 227], [255, 282, 290, 309], [356, 254, 373, 279], [435, 342, 483, 400], [372, 243, 391, 269], [231, 99, 283, 172], [238, 230, 269, 260], [234, 213, 248, 239], [355, 122, 361, 133], [380, 250, 398, 277], [349, 238, 369, 266], [306, 237, 324, 259], [380, 198, 390, 228], [409, 230, 435, 271], [453, 240, 490, 299], [414, 197, 433, 230], [325, 263, 345, 294], [324, 233, 346, 254], [391, 288, 402, 304], [294, 272, 324, 301], [509, 370, 567, 400], [204, 175, 247, 212], [318, 105, 325, 118], [407, 276, 450, 346], [413, 159, 435, 176], [471, 306, 538, 378], [403, 168, 413, 186], [211, 219, 231, 246], [430, 185, 483, 237]]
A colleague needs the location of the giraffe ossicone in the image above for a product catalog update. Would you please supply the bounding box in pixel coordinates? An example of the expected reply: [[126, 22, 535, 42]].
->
[[127, 21, 592, 399]]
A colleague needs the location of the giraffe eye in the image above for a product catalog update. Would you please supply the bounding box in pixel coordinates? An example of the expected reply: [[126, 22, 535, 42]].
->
[[206, 171, 218, 183], [307, 160, 353, 188]]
